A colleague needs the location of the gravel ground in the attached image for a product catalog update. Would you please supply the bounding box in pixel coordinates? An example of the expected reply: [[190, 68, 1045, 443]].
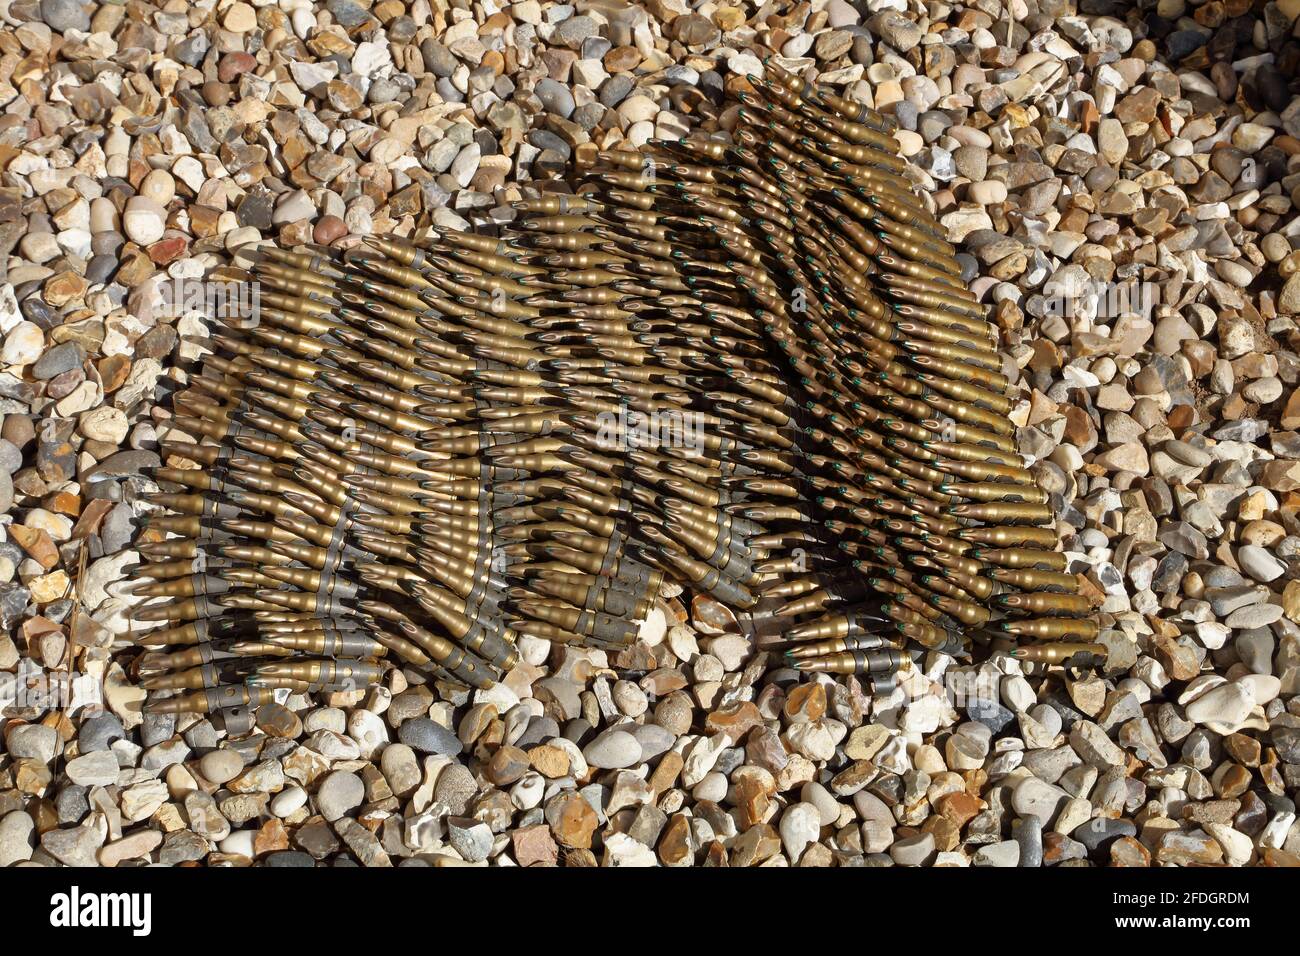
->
[[1, 0, 1299, 867]]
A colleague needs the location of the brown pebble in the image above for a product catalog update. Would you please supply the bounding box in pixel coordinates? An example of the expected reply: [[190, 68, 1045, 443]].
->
[[313, 215, 347, 245], [96, 355, 132, 393], [783, 682, 826, 722], [528, 743, 571, 779], [218, 52, 257, 83], [486, 745, 530, 785], [10, 525, 59, 569], [2, 413, 36, 450], [202, 81, 232, 107], [255, 703, 303, 738]]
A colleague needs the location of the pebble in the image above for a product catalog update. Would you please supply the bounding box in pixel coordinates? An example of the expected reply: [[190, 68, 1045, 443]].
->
[[316, 771, 365, 822], [1238, 545, 1285, 583], [64, 751, 120, 787], [447, 817, 493, 863], [1184, 682, 1256, 734], [123, 197, 166, 245], [397, 718, 462, 756], [433, 764, 478, 816], [582, 729, 642, 769], [779, 803, 822, 862], [973, 841, 1021, 867], [889, 832, 935, 867], [3, 322, 44, 366], [78, 714, 125, 753], [199, 750, 244, 786], [8, 724, 59, 761], [40, 0, 90, 33], [1012, 778, 1070, 827], [41, 823, 104, 867], [0, 811, 35, 866], [271, 786, 308, 818], [1075, 818, 1138, 854]]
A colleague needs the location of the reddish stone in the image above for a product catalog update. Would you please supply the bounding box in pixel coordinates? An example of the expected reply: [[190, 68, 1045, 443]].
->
[[921, 815, 960, 852], [43, 271, 87, 307], [278, 220, 313, 247], [189, 204, 223, 238], [45, 368, 84, 400], [1041, 831, 1072, 864], [604, 46, 641, 72], [528, 743, 570, 779], [218, 52, 258, 83], [70, 498, 114, 539], [648, 750, 683, 794], [148, 235, 188, 265], [732, 774, 771, 829], [313, 215, 347, 245], [511, 825, 558, 866]]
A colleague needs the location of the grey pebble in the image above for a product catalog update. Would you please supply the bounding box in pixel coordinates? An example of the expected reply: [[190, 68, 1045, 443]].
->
[[41, 822, 104, 867], [31, 342, 84, 381], [264, 850, 318, 867], [1014, 816, 1044, 867], [515, 715, 560, 748], [0, 810, 36, 866], [433, 763, 477, 816], [397, 717, 461, 756], [1073, 817, 1137, 853], [40, 0, 91, 32], [6, 723, 59, 761], [447, 816, 493, 862], [316, 770, 365, 822], [581, 729, 641, 769], [0, 438, 21, 474], [78, 713, 126, 753]]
